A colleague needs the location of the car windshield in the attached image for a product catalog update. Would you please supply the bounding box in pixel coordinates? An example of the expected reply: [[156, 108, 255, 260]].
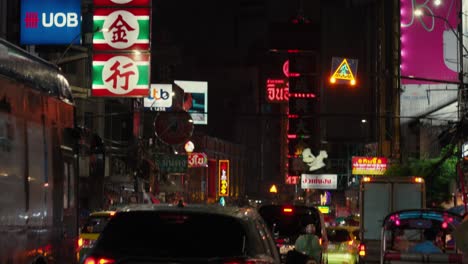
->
[[95, 211, 248, 258], [258, 205, 322, 239], [327, 229, 351, 243], [81, 215, 111, 234]]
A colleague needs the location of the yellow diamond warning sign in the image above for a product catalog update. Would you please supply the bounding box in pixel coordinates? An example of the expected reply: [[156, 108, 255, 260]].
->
[[330, 57, 358, 85]]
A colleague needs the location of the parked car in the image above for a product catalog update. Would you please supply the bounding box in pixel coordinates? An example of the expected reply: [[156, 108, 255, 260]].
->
[[323, 226, 360, 264], [81, 203, 281, 264], [258, 204, 328, 263], [77, 210, 115, 262]]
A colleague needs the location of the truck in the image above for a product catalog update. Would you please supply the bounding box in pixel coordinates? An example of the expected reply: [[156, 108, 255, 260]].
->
[[359, 176, 426, 263]]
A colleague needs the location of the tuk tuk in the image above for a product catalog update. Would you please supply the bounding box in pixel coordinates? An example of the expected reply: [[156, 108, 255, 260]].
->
[[380, 209, 463, 263]]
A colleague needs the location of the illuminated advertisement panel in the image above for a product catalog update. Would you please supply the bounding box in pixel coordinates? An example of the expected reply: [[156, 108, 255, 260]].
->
[[20, 0, 82, 45], [301, 174, 337, 190], [174, 80, 208, 125], [400, 0, 460, 84], [218, 160, 229, 197], [351, 156, 388, 175]]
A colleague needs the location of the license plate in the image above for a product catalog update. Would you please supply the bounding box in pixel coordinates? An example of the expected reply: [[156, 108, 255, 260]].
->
[[279, 244, 294, 254], [327, 244, 336, 250]]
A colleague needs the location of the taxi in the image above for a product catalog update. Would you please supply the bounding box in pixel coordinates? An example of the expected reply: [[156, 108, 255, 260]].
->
[[77, 210, 115, 262]]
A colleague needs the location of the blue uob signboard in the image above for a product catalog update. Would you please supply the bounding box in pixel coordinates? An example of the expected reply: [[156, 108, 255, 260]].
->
[[20, 0, 82, 45]]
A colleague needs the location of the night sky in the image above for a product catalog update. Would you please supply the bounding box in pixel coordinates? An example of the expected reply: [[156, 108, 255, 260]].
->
[[151, 0, 377, 147]]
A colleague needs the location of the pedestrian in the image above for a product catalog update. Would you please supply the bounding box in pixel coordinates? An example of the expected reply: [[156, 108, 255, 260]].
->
[[293, 224, 322, 264]]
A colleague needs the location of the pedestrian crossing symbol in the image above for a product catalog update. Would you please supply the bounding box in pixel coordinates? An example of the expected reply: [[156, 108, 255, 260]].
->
[[330, 57, 358, 85]]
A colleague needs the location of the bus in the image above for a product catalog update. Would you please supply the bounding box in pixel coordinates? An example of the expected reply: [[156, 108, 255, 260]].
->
[[0, 38, 78, 263]]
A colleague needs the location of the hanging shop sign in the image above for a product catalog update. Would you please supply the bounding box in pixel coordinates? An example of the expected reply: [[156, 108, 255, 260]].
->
[[218, 160, 229, 197], [92, 53, 149, 97], [144, 84, 173, 110], [301, 174, 337, 190], [94, 0, 150, 6], [93, 8, 150, 51], [188, 152, 208, 168]]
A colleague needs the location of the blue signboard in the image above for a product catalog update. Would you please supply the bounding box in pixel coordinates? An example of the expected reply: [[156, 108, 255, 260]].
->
[[20, 0, 82, 45]]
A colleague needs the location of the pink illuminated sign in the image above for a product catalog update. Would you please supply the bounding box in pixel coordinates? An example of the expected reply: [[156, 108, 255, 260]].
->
[[400, 0, 460, 84], [266, 78, 289, 102]]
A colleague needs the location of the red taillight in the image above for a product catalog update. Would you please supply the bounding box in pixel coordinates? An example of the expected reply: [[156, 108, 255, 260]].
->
[[83, 257, 115, 264], [283, 207, 294, 214], [358, 243, 366, 256]]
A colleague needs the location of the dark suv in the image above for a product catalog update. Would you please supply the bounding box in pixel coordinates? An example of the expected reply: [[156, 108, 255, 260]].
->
[[258, 204, 328, 262], [81, 204, 281, 264]]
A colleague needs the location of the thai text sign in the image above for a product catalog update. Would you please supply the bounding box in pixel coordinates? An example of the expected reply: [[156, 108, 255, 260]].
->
[[352, 156, 387, 175], [155, 154, 187, 174], [93, 8, 150, 51], [301, 174, 337, 190], [92, 53, 149, 97], [218, 160, 229, 196], [266, 78, 289, 103], [188, 153, 208, 168]]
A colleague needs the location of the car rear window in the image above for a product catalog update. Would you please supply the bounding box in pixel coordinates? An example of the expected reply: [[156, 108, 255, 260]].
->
[[95, 211, 248, 258], [82, 216, 111, 234], [327, 229, 351, 243], [258, 205, 322, 239]]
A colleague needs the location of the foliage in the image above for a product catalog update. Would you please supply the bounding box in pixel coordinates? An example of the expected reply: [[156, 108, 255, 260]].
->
[[384, 145, 458, 206]]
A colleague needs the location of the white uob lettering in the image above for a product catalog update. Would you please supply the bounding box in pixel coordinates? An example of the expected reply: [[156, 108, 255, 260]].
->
[[42, 13, 79, 28]]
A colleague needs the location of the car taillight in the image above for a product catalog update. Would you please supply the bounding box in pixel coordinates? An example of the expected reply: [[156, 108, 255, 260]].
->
[[358, 243, 366, 256], [282, 206, 294, 214], [83, 256, 115, 264]]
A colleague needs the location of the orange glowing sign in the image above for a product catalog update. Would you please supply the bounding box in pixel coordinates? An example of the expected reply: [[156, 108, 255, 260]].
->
[[352, 156, 388, 175], [330, 57, 358, 85], [218, 160, 229, 196]]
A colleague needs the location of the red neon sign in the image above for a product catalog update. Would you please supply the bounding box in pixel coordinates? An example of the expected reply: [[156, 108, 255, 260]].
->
[[266, 79, 289, 102], [218, 160, 229, 196]]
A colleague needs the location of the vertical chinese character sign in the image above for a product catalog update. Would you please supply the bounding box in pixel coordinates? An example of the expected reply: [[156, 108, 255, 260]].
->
[[218, 160, 229, 197], [92, 1, 151, 97]]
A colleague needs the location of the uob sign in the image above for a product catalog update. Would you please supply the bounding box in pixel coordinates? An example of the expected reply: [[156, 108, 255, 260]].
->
[[20, 0, 82, 45]]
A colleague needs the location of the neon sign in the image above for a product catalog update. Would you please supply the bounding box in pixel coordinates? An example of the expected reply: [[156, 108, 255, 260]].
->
[[266, 79, 289, 102], [218, 160, 229, 196]]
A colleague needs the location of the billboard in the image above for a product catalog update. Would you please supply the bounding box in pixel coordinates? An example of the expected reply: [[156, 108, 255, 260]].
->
[[92, 53, 150, 97], [400, 0, 460, 84], [352, 156, 388, 175], [174, 80, 208, 125], [20, 0, 82, 45], [144, 84, 173, 110]]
